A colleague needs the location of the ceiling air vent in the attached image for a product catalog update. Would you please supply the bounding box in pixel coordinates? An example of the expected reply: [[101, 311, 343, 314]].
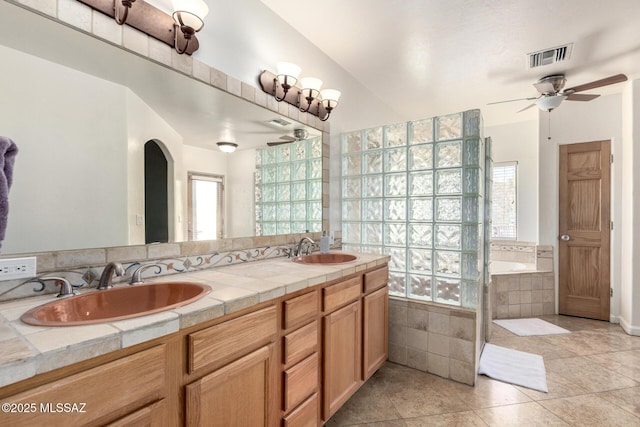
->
[[268, 118, 292, 127], [527, 43, 573, 69]]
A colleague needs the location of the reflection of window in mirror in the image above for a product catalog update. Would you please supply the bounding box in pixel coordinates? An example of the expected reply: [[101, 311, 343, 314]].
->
[[188, 173, 224, 240], [491, 162, 517, 240]]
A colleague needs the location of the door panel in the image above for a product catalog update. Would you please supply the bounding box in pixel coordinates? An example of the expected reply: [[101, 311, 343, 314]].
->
[[558, 140, 610, 320]]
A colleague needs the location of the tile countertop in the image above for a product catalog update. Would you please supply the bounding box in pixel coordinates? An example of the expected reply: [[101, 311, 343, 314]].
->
[[0, 252, 389, 389]]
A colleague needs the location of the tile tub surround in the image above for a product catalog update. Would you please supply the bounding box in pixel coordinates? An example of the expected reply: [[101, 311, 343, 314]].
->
[[491, 271, 555, 319], [388, 297, 477, 386], [0, 251, 386, 389], [490, 241, 554, 273]]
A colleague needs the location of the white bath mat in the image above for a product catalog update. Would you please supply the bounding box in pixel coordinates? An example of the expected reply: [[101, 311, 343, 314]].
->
[[493, 318, 571, 336], [479, 343, 548, 392]]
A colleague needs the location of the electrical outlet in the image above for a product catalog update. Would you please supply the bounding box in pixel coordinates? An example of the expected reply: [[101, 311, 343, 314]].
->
[[0, 257, 37, 281]]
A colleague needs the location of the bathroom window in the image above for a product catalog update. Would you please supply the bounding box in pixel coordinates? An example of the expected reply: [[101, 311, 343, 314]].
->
[[491, 162, 517, 240], [188, 172, 224, 240]]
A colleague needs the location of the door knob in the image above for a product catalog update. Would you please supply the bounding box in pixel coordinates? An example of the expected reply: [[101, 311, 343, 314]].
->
[[560, 234, 570, 241]]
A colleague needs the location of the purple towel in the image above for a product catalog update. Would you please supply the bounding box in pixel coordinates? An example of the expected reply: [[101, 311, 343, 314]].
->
[[0, 136, 18, 247]]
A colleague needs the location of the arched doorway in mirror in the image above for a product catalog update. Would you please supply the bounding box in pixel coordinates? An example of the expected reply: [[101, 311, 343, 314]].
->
[[144, 140, 170, 244]]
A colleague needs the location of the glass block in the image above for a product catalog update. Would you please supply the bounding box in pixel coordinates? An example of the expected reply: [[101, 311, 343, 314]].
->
[[261, 148, 276, 165], [463, 138, 480, 166], [408, 248, 432, 273], [342, 177, 361, 198], [435, 278, 461, 305], [262, 184, 276, 203], [384, 223, 406, 246], [308, 221, 322, 232], [276, 183, 290, 202], [254, 185, 262, 203], [343, 131, 362, 153], [366, 127, 383, 150], [363, 199, 383, 221], [292, 202, 307, 220], [254, 169, 262, 185], [435, 250, 461, 277], [291, 221, 307, 233], [461, 281, 478, 309], [307, 180, 322, 200], [409, 171, 433, 196], [292, 182, 306, 201], [343, 200, 361, 221], [410, 118, 433, 144], [292, 140, 306, 161], [462, 253, 480, 280], [254, 204, 262, 221], [277, 222, 291, 234], [364, 175, 383, 197], [277, 164, 291, 182], [435, 224, 461, 250], [462, 224, 479, 251], [343, 154, 362, 176], [308, 158, 322, 179], [292, 161, 306, 181], [309, 138, 322, 158], [255, 149, 262, 167], [385, 173, 407, 197], [361, 246, 383, 255], [343, 222, 361, 244], [277, 145, 291, 162], [277, 204, 290, 221], [436, 113, 463, 141], [464, 109, 482, 138], [384, 148, 407, 172], [364, 151, 383, 174], [408, 198, 432, 221], [255, 222, 262, 236], [385, 199, 406, 221], [386, 247, 407, 271], [435, 197, 461, 222], [408, 274, 432, 301], [363, 222, 383, 245], [409, 144, 433, 170], [262, 165, 277, 183], [463, 196, 480, 222], [408, 223, 432, 247], [385, 123, 407, 147], [262, 222, 276, 236], [463, 168, 480, 194], [436, 169, 462, 194], [262, 203, 276, 221], [308, 201, 322, 220], [435, 141, 462, 168], [388, 271, 406, 297], [343, 244, 362, 253]]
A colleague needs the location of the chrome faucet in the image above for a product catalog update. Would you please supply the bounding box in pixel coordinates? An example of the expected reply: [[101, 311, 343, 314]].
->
[[41, 276, 76, 298], [293, 237, 316, 256], [97, 262, 125, 290], [130, 264, 161, 285]]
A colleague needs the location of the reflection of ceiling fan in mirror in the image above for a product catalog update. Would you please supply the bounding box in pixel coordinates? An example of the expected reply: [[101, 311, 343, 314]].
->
[[489, 73, 628, 112], [267, 128, 309, 146]]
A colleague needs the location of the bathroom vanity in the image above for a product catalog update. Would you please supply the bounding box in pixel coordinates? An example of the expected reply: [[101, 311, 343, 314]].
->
[[0, 255, 389, 426]]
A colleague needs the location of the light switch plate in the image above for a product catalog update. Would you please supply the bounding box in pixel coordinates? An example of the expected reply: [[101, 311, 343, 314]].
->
[[0, 257, 37, 281]]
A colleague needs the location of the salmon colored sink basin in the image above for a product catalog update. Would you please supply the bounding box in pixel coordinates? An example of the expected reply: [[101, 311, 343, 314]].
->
[[20, 282, 211, 327], [292, 253, 358, 264]]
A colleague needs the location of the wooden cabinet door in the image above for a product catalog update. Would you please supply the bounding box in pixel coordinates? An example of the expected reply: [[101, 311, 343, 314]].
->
[[363, 286, 388, 380], [322, 300, 362, 421], [185, 344, 277, 427]]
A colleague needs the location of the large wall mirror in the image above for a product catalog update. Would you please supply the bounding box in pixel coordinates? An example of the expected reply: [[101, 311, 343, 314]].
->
[[0, 1, 324, 255]]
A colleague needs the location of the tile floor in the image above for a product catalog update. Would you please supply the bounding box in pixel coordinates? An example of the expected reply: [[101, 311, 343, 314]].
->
[[326, 315, 640, 426]]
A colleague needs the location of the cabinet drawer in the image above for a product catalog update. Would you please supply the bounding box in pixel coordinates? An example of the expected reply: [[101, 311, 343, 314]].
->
[[283, 320, 318, 367], [189, 305, 277, 373], [283, 290, 318, 330], [283, 353, 319, 413], [283, 393, 319, 427], [323, 276, 362, 312], [364, 266, 389, 293], [107, 399, 166, 427]]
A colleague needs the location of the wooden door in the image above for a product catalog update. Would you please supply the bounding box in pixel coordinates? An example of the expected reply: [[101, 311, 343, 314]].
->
[[322, 300, 362, 421], [558, 140, 611, 320], [362, 286, 388, 380]]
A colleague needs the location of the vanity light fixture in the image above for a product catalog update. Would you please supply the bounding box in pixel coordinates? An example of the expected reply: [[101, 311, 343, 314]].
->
[[216, 142, 238, 153], [114, 0, 135, 25], [171, 0, 209, 54], [258, 65, 341, 121]]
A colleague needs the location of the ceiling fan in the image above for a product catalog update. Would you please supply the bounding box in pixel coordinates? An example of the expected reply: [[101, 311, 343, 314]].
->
[[266, 128, 309, 146], [489, 73, 628, 112]]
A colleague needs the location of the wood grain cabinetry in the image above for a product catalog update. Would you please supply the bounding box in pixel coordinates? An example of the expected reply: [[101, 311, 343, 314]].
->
[[363, 286, 389, 380]]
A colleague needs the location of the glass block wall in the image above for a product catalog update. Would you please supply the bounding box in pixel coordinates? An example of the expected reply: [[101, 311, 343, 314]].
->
[[255, 137, 323, 236], [341, 110, 486, 309]]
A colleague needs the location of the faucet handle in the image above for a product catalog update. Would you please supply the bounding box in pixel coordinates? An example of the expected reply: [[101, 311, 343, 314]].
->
[[41, 276, 76, 298], [130, 264, 162, 285]]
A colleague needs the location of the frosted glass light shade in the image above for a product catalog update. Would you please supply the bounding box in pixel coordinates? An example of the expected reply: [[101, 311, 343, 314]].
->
[[300, 77, 323, 92], [172, 0, 209, 31], [536, 95, 565, 111], [321, 89, 341, 106], [217, 142, 237, 153], [276, 62, 302, 86]]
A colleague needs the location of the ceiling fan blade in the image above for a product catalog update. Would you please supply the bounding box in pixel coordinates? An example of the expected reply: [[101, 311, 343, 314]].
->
[[267, 140, 294, 147], [565, 74, 627, 93], [517, 104, 536, 113], [487, 96, 538, 105], [279, 135, 297, 141], [566, 93, 600, 102]]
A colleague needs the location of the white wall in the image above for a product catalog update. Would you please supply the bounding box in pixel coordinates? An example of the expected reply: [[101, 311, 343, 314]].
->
[[485, 120, 538, 242], [227, 150, 257, 238]]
